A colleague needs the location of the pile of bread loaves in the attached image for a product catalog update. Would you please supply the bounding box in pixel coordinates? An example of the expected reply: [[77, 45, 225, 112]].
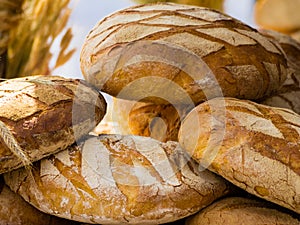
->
[[1, 2, 300, 225]]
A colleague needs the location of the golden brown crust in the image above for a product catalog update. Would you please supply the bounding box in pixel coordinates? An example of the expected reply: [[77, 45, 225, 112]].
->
[[0, 75, 107, 174], [80, 3, 288, 105], [185, 197, 300, 225], [179, 97, 300, 214], [0, 176, 77, 225], [128, 101, 193, 142], [4, 134, 231, 224]]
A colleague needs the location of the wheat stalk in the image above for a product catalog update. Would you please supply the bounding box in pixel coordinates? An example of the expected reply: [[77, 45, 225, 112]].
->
[[3, 0, 74, 78], [0, 0, 24, 54]]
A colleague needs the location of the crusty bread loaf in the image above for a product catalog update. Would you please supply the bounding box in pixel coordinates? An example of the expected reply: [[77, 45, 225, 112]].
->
[[0, 176, 77, 225], [259, 29, 300, 114], [185, 197, 300, 225], [128, 101, 193, 142], [4, 134, 231, 224], [80, 2, 288, 105], [96, 97, 192, 142], [179, 97, 300, 214], [0, 75, 106, 174]]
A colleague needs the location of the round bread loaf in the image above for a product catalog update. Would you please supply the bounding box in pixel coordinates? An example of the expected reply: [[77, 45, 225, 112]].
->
[[185, 197, 300, 225], [0, 75, 106, 174], [179, 97, 300, 214], [0, 176, 77, 225], [4, 134, 231, 224], [80, 2, 288, 105], [259, 29, 300, 114], [128, 101, 192, 142], [109, 97, 193, 142]]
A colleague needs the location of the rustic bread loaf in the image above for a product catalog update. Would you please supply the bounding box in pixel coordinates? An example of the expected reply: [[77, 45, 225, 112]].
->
[[4, 134, 231, 224], [0, 75, 106, 174], [0, 176, 77, 225], [179, 97, 300, 214], [80, 2, 288, 105], [259, 29, 300, 114], [96, 97, 192, 142], [128, 101, 193, 142], [185, 197, 300, 225]]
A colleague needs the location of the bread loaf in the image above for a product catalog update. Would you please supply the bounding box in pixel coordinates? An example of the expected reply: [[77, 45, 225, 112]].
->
[[0, 176, 77, 225], [185, 197, 300, 225], [0, 75, 106, 174], [80, 2, 288, 105], [178, 97, 300, 214], [4, 134, 231, 224], [108, 97, 193, 141], [259, 29, 300, 114], [128, 101, 192, 142]]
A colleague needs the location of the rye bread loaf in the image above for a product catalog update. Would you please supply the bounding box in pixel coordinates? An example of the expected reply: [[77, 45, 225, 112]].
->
[[80, 2, 288, 105], [4, 134, 231, 224], [0, 75, 106, 174], [0, 176, 77, 225], [185, 197, 300, 225], [178, 97, 300, 214], [259, 29, 300, 114]]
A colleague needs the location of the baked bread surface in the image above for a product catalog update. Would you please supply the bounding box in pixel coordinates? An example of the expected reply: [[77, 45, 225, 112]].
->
[[179, 97, 300, 214], [0, 75, 107, 174], [186, 197, 300, 225], [80, 2, 288, 105], [4, 134, 231, 224]]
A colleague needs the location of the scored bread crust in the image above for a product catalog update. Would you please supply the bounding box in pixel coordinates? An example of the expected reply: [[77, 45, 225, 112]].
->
[[185, 197, 300, 225], [0, 75, 107, 174], [80, 2, 288, 105], [4, 134, 231, 224], [179, 97, 300, 214], [0, 176, 76, 225]]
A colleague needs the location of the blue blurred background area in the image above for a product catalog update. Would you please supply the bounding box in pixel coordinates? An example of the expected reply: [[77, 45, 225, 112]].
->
[[52, 0, 256, 79]]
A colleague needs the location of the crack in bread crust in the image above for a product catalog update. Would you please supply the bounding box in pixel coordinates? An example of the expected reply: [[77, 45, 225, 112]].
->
[[0, 75, 107, 174], [80, 3, 288, 105], [4, 134, 231, 224], [179, 97, 300, 214]]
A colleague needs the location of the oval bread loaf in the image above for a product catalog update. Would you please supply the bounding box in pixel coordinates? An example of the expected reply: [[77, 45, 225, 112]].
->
[[259, 29, 300, 114], [80, 2, 288, 105], [179, 97, 300, 214], [185, 197, 300, 225], [0, 75, 106, 174], [0, 176, 77, 225], [4, 134, 231, 224]]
